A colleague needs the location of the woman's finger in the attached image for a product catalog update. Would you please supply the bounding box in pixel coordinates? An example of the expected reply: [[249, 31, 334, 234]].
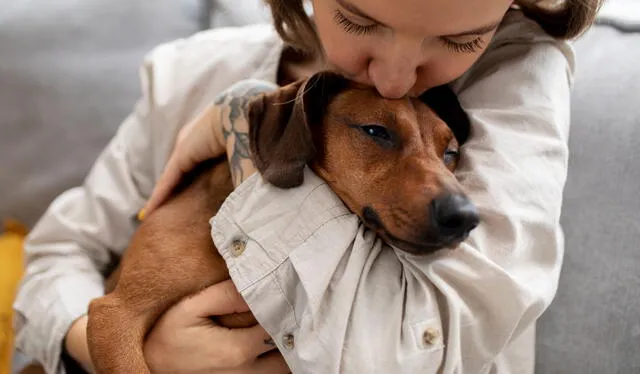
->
[[180, 279, 250, 318], [241, 350, 290, 374], [222, 324, 281, 361], [141, 150, 185, 217], [143, 120, 201, 215], [142, 106, 220, 216]]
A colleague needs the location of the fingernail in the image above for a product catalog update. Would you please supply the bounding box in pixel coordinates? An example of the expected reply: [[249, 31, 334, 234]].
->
[[137, 208, 146, 221]]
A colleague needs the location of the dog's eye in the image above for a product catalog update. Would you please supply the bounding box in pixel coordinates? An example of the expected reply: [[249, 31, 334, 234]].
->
[[361, 125, 392, 142], [444, 149, 459, 165]]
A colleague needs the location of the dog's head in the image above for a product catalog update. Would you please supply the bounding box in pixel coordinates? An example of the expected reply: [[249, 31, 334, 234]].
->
[[248, 71, 478, 254]]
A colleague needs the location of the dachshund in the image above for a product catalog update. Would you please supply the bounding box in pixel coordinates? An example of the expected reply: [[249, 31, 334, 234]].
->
[[85, 71, 479, 374]]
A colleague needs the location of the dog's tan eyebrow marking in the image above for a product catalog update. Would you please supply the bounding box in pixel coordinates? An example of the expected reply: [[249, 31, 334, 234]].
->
[[330, 110, 395, 127], [329, 113, 353, 125]]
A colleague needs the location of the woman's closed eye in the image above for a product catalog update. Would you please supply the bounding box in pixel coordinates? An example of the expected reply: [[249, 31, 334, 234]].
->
[[333, 8, 489, 55], [333, 9, 378, 35], [440, 37, 486, 54]]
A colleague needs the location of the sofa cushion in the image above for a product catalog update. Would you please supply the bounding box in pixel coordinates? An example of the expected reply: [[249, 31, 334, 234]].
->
[[0, 2, 201, 370], [0, 0, 202, 228], [207, 0, 272, 28], [535, 24, 640, 373]]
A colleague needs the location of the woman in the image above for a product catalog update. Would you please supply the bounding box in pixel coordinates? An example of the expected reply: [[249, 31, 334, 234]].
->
[[14, 0, 601, 373]]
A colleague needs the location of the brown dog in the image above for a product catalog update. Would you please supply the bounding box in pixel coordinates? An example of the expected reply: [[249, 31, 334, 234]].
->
[[86, 71, 479, 374]]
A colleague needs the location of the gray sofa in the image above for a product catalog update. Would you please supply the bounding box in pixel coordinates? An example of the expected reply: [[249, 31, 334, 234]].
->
[[2, 1, 638, 373]]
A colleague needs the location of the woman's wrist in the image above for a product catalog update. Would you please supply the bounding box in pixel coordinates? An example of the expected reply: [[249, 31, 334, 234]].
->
[[212, 81, 278, 187], [64, 315, 95, 373]]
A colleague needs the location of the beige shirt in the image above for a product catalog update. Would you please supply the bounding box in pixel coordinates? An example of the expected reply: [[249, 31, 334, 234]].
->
[[13, 10, 574, 374]]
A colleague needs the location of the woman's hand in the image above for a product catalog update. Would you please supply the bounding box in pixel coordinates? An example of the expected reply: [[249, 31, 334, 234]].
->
[[141, 103, 227, 218], [144, 280, 289, 374], [141, 80, 278, 218], [65, 281, 287, 374]]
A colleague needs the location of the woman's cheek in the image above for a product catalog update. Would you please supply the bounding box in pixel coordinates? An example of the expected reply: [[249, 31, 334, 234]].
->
[[418, 55, 482, 90], [321, 35, 371, 76], [420, 36, 497, 89]]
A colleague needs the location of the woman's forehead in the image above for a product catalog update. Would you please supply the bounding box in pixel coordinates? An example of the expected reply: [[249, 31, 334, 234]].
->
[[339, 0, 512, 36]]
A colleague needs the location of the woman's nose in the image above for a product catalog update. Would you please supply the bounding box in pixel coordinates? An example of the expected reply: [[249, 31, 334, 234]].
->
[[369, 65, 416, 99], [368, 37, 422, 99]]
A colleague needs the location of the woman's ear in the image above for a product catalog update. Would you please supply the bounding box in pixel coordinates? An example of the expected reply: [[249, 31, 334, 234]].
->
[[248, 71, 349, 188]]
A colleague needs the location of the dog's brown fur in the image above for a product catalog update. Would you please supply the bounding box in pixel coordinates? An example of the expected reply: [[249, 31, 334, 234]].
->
[[86, 71, 476, 374]]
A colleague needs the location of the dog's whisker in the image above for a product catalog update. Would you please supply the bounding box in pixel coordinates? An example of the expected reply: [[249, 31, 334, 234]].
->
[[375, 204, 414, 225], [392, 205, 414, 223], [391, 211, 413, 228], [374, 205, 413, 229]]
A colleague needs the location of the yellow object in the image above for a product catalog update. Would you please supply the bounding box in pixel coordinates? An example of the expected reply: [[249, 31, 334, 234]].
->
[[0, 219, 27, 374], [137, 208, 146, 222]]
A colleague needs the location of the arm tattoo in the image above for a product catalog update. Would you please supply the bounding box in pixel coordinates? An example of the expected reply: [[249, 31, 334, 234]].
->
[[214, 80, 278, 186], [222, 119, 250, 187]]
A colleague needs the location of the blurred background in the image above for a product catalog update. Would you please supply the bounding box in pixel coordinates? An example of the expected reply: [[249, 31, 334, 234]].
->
[[0, 0, 638, 373]]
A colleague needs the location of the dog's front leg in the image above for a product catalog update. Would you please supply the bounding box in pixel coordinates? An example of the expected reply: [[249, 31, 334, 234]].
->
[[87, 293, 153, 374], [86, 161, 241, 374]]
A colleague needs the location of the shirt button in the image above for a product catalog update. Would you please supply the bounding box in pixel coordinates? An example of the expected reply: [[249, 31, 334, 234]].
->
[[423, 328, 440, 346], [231, 238, 247, 257], [282, 333, 295, 350]]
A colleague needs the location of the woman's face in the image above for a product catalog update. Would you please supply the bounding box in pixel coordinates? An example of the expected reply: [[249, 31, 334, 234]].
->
[[312, 0, 513, 98]]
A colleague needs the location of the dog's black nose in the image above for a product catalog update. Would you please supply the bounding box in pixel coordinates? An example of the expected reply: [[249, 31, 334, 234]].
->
[[431, 193, 479, 241]]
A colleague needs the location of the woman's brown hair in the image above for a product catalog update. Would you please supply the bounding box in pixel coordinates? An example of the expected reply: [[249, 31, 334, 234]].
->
[[264, 0, 605, 55]]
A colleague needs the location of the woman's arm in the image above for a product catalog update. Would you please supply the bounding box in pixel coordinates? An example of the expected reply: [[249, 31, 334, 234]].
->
[[13, 58, 158, 373], [12, 26, 284, 373], [209, 16, 574, 374], [143, 79, 278, 216]]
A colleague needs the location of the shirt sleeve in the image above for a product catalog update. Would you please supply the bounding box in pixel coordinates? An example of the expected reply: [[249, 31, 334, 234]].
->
[[211, 14, 574, 374], [12, 23, 284, 373], [12, 48, 167, 374]]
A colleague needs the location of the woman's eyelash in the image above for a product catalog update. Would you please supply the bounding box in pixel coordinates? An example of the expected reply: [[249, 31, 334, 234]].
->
[[441, 37, 485, 54], [333, 8, 485, 54], [333, 10, 377, 35]]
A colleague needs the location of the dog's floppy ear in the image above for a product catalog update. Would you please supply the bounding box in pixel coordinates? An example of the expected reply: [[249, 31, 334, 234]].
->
[[248, 71, 348, 188], [419, 85, 471, 145]]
